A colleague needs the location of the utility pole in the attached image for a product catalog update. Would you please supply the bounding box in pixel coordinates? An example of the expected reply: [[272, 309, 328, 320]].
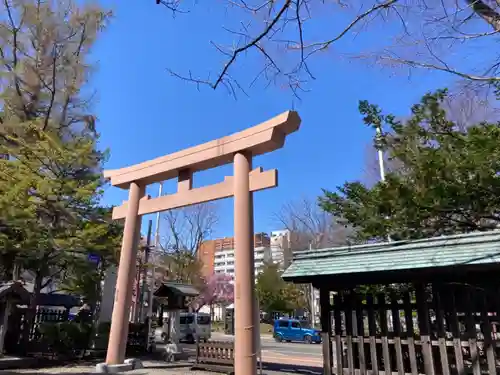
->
[[375, 126, 386, 183], [154, 182, 163, 247], [138, 220, 153, 322], [146, 183, 163, 338], [308, 243, 315, 325], [375, 125, 392, 243]]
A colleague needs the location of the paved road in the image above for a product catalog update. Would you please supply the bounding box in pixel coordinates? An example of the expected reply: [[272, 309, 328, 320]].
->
[[156, 333, 329, 368], [260, 339, 324, 367]]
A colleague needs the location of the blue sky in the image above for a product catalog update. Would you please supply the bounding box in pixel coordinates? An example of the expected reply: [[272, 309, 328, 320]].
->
[[92, 1, 459, 239]]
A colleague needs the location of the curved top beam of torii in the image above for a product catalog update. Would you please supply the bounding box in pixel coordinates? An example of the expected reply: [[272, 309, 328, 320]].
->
[[104, 111, 301, 189]]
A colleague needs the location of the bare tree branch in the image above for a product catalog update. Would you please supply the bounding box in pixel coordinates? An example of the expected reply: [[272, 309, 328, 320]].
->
[[156, 0, 500, 96], [161, 202, 219, 255], [0, 0, 108, 136], [156, 0, 189, 14], [274, 196, 352, 251], [154, 203, 218, 285], [378, 55, 500, 82]]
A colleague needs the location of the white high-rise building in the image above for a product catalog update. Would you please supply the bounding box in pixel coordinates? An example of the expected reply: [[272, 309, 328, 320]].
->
[[270, 229, 292, 269], [213, 243, 271, 277]]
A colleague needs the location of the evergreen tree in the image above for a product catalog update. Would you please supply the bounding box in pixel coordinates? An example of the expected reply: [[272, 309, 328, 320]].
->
[[0, 0, 115, 327], [320, 89, 500, 241], [255, 262, 306, 315]]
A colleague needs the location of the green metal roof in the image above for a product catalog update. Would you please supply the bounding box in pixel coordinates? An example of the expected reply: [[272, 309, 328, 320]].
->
[[282, 230, 500, 281], [154, 282, 200, 297], [0, 282, 30, 303]]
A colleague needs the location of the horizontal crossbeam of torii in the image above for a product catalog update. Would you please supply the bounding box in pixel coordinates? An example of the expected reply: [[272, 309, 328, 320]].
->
[[103, 110, 301, 375], [111, 168, 277, 219]]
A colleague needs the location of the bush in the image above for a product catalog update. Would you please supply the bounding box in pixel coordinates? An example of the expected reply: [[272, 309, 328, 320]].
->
[[37, 321, 92, 357], [90, 321, 150, 353]]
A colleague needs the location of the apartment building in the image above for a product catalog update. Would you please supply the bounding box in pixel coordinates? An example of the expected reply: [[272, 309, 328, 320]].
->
[[198, 240, 216, 278], [197, 233, 271, 277], [270, 229, 293, 269]]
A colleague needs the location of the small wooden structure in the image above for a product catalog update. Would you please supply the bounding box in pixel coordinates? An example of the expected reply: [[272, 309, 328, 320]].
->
[[153, 282, 200, 310], [283, 230, 500, 375], [192, 340, 235, 374], [0, 281, 31, 310], [0, 282, 31, 356], [2, 284, 81, 357], [153, 281, 200, 327], [153, 281, 200, 352]]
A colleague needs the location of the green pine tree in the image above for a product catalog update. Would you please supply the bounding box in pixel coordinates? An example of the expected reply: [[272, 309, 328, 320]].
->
[[320, 89, 500, 241], [256, 262, 307, 315], [0, 0, 116, 330]]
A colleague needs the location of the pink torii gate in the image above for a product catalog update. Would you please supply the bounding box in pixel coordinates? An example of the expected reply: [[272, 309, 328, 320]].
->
[[103, 111, 301, 375]]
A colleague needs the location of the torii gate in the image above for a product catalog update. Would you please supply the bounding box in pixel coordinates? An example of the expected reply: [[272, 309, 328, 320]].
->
[[103, 111, 301, 375]]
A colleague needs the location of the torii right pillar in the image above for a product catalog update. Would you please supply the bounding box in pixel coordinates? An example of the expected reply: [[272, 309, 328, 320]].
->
[[233, 151, 257, 375]]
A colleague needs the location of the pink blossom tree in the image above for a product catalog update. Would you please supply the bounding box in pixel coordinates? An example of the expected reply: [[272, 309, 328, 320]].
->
[[193, 273, 234, 312]]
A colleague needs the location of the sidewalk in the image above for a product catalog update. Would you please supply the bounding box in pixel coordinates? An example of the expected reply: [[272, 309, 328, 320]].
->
[[0, 357, 37, 370], [0, 361, 206, 375], [0, 360, 322, 375]]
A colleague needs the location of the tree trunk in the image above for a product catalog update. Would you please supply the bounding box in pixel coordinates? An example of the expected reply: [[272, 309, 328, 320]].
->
[[221, 304, 227, 325], [466, 0, 500, 31], [84, 263, 105, 359]]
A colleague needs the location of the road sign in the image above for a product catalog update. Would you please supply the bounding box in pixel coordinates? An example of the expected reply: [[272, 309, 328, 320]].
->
[[88, 254, 100, 264]]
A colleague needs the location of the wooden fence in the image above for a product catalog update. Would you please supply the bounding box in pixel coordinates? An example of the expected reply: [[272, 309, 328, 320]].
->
[[330, 283, 500, 375], [34, 308, 70, 324]]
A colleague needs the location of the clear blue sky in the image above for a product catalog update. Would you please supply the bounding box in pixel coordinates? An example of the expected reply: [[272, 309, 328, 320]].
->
[[92, 1, 459, 239]]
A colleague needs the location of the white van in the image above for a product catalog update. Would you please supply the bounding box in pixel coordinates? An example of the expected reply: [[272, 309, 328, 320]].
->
[[179, 312, 211, 343]]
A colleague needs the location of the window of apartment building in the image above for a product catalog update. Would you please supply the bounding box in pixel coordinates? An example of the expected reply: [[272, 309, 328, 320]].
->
[[226, 261, 234, 265], [226, 268, 234, 273]]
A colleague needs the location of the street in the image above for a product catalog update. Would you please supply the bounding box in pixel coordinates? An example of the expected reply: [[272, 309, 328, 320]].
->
[[260, 337, 324, 367], [156, 333, 326, 369], [215, 333, 324, 367]]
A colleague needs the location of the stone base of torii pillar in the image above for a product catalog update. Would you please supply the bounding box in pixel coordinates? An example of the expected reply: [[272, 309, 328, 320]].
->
[[95, 359, 143, 373]]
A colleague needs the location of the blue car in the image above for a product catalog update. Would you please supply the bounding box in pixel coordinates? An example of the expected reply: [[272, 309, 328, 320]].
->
[[273, 318, 321, 344]]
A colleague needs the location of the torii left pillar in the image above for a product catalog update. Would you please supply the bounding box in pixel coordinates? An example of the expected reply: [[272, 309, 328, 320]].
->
[[106, 182, 145, 364]]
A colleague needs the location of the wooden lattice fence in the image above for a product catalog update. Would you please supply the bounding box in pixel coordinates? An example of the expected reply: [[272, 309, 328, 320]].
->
[[330, 283, 500, 375]]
